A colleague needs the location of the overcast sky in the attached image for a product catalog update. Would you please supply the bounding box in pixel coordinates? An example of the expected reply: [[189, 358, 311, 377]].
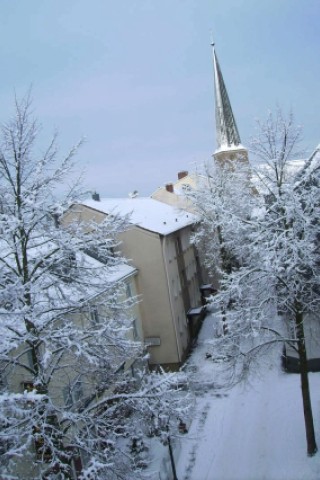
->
[[0, 1, 319, 197]]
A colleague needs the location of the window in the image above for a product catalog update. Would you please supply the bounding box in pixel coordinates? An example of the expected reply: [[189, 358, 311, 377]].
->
[[84, 244, 115, 264], [22, 381, 39, 409], [23, 381, 35, 392], [89, 305, 100, 325], [115, 362, 125, 375], [63, 381, 83, 408], [51, 250, 77, 283], [33, 425, 52, 462], [126, 282, 134, 298], [182, 184, 191, 193], [132, 318, 139, 340], [180, 268, 187, 288], [0, 360, 8, 391], [175, 237, 182, 256], [33, 414, 59, 462], [27, 349, 34, 369]]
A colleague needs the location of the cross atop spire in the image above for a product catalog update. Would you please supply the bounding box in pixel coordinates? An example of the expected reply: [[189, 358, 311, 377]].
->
[[212, 44, 241, 150]]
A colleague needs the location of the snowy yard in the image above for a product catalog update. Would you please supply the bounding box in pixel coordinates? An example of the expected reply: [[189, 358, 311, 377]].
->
[[173, 311, 320, 480]]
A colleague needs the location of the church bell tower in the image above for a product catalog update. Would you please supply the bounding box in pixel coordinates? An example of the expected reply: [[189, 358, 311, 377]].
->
[[212, 43, 248, 164]]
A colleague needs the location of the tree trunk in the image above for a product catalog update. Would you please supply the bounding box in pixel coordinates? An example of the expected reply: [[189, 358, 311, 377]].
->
[[167, 434, 178, 480], [295, 309, 317, 456]]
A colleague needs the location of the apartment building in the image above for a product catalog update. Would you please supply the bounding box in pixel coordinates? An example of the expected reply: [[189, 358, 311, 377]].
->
[[65, 197, 203, 368]]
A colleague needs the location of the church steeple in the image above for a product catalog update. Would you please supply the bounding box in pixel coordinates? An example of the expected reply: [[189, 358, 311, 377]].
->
[[212, 43, 248, 163]]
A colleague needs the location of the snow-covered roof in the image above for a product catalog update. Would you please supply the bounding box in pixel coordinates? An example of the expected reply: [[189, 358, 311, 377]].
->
[[215, 143, 246, 153], [83, 253, 137, 284], [82, 197, 196, 235], [294, 145, 320, 184], [251, 158, 308, 193], [0, 234, 136, 287], [0, 238, 138, 332]]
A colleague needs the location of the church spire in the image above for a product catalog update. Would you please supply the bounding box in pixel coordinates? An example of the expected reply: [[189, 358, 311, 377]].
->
[[212, 43, 241, 150]]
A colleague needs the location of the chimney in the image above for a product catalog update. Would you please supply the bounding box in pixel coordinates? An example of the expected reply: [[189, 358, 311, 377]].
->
[[92, 192, 100, 201], [165, 183, 174, 193], [178, 170, 188, 180]]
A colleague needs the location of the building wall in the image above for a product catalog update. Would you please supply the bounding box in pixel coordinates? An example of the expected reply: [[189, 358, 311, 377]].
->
[[118, 227, 181, 366], [151, 174, 197, 213], [213, 147, 249, 165], [161, 228, 202, 364], [1, 269, 143, 479], [150, 177, 211, 286], [119, 225, 203, 367], [3, 271, 142, 394], [63, 203, 107, 228], [63, 204, 202, 368]]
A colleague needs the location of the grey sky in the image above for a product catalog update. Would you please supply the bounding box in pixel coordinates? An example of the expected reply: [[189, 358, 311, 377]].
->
[[0, 1, 319, 196]]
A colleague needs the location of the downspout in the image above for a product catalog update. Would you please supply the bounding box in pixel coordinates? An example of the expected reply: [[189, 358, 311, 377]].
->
[[161, 234, 182, 363]]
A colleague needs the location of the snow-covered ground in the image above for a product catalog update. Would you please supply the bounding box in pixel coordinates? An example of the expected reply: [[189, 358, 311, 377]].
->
[[174, 311, 320, 480]]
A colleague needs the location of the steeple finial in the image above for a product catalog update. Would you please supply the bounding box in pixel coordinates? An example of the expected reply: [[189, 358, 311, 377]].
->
[[210, 32, 215, 48], [212, 44, 241, 150]]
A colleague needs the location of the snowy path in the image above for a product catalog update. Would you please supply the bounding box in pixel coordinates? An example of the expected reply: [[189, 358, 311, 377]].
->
[[176, 312, 320, 480]]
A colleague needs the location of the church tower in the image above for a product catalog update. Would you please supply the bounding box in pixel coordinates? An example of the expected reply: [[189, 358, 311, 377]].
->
[[212, 43, 248, 164]]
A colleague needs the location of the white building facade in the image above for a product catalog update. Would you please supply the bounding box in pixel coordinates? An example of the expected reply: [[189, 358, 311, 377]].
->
[[67, 197, 203, 368]]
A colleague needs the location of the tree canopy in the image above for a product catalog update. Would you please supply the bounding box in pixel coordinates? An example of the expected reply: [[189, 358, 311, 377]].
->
[[0, 95, 188, 479], [192, 109, 320, 455]]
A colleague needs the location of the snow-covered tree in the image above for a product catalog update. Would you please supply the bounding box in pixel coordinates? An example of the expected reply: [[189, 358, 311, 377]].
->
[[191, 159, 252, 277], [0, 95, 190, 479], [190, 157, 253, 334], [193, 109, 320, 456]]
